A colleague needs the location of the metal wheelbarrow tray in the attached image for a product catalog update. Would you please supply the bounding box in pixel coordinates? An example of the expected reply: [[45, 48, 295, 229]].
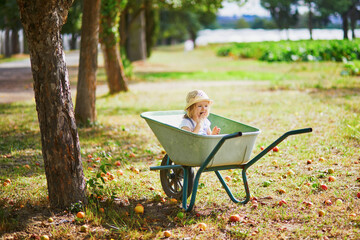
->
[[141, 110, 312, 211]]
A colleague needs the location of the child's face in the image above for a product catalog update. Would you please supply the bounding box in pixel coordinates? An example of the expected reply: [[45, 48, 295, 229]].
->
[[192, 101, 210, 119]]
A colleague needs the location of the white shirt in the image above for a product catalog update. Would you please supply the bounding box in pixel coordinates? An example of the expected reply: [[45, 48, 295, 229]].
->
[[179, 117, 211, 135]]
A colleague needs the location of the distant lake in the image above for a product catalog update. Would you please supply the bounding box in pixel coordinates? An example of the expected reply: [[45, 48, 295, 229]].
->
[[195, 28, 360, 45]]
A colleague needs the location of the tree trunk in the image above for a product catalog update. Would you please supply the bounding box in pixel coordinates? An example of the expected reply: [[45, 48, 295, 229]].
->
[[144, 1, 158, 58], [189, 30, 197, 48], [75, 0, 100, 125], [11, 29, 20, 54], [349, 6, 358, 40], [308, 2, 313, 40], [126, 9, 147, 62], [102, 43, 128, 93], [5, 27, 11, 57], [69, 33, 78, 50], [119, 8, 128, 49], [17, 0, 87, 209], [99, 1, 129, 94], [342, 12, 349, 39]]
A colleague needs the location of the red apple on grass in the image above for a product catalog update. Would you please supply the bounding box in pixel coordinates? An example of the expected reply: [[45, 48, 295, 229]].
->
[[328, 176, 336, 182], [320, 184, 328, 190], [229, 214, 242, 222]]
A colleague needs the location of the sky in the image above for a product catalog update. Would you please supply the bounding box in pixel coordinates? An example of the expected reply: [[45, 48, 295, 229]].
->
[[217, 0, 271, 17]]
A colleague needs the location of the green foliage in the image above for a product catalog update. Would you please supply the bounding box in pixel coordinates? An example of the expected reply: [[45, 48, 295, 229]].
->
[[86, 162, 118, 203], [120, 47, 133, 78], [217, 39, 360, 63], [62, 0, 83, 35], [341, 61, 360, 76], [260, 0, 299, 29], [235, 18, 250, 29], [100, 0, 127, 47]]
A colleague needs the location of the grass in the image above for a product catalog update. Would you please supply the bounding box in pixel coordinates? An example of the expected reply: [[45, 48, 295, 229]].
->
[[0, 44, 360, 239]]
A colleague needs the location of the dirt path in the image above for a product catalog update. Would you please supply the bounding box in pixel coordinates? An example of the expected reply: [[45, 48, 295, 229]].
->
[[0, 52, 259, 104]]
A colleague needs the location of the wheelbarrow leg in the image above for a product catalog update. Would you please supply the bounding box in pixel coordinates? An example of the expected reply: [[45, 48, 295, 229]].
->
[[182, 167, 204, 212], [215, 170, 251, 204]]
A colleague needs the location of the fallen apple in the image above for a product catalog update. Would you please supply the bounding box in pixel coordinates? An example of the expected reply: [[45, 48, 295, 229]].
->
[[48, 217, 54, 223], [99, 208, 105, 213], [163, 231, 171, 238], [134, 204, 144, 214], [76, 211, 85, 219], [80, 224, 89, 232], [263, 181, 271, 187], [115, 161, 121, 166], [303, 201, 313, 207], [357, 192, 360, 198], [278, 189, 286, 194], [224, 176, 232, 182], [318, 157, 325, 162], [307, 160, 312, 164], [116, 169, 123, 175], [273, 146, 279, 152], [177, 212, 184, 219], [198, 222, 207, 231], [40, 235, 50, 240], [260, 146, 265, 150], [278, 199, 287, 206], [324, 199, 332, 206], [4, 179, 11, 184], [229, 214, 242, 222], [328, 176, 336, 182], [320, 184, 328, 190], [335, 199, 343, 205], [318, 210, 325, 217], [287, 170, 295, 176], [170, 198, 178, 204], [328, 168, 335, 174]]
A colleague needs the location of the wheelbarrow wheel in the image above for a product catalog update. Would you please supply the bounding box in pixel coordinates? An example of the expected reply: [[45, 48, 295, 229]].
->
[[160, 154, 194, 200]]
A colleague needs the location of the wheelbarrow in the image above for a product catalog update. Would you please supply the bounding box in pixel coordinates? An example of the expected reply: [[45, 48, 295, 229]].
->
[[141, 110, 312, 211]]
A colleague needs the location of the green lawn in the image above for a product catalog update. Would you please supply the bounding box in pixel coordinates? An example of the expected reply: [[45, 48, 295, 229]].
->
[[0, 44, 359, 239]]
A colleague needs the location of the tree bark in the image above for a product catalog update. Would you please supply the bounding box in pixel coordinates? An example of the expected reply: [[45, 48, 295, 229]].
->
[[17, 0, 87, 209], [102, 43, 128, 93], [75, 0, 100, 125]]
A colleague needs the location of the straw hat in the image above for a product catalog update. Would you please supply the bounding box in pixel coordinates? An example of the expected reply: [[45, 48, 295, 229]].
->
[[184, 90, 213, 110]]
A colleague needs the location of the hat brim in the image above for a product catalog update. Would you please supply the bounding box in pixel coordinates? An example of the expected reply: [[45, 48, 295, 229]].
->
[[185, 99, 213, 110]]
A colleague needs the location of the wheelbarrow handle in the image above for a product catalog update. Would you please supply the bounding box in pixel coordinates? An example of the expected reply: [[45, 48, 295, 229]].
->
[[244, 127, 312, 170]]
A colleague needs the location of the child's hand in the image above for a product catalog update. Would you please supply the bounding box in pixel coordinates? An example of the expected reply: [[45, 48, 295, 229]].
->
[[212, 126, 221, 135]]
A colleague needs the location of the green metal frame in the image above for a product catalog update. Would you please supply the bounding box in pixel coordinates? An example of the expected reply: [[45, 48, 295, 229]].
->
[[151, 128, 312, 211]]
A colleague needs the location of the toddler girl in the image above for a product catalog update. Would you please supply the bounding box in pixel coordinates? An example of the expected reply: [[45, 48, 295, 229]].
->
[[180, 90, 221, 135]]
